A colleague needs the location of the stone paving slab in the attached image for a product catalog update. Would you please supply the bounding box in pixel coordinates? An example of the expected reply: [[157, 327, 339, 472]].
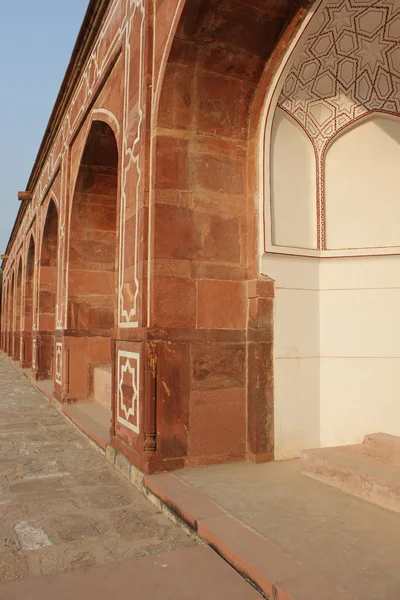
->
[[63, 402, 110, 449], [177, 461, 400, 600], [0, 358, 194, 584], [145, 473, 354, 600], [0, 546, 261, 600]]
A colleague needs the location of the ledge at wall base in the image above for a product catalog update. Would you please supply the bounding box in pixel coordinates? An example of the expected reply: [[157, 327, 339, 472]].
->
[[34, 379, 54, 402], [15, 361, 110, 453], [63, 402, 110, 450]]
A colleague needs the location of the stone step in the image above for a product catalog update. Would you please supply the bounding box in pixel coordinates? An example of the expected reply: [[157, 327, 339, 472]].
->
[[301, 435, 400, 513], [63, 401, 111, 449], [362, 432, 400, 467], [93, 365, 112, 410]]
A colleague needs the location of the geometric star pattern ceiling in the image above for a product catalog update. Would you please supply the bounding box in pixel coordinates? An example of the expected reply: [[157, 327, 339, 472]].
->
[[278, 0, 400, 151]]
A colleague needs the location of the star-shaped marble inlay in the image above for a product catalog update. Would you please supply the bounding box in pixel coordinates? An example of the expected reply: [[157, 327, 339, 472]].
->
[[119, 358, 138, 421]]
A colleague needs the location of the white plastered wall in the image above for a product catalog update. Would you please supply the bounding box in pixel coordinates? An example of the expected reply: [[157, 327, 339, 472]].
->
[[264, 254, 320, 459], [325, 115, 400, 250], [264, 112, 400, 459], [271, 109, 317, 249], [260, 0, 400, 459], [264, 254, 400, 459], [319, 256, 400, 448]]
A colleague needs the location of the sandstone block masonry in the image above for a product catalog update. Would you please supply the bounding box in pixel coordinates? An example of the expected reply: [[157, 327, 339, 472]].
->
[[1, 0, 314, 472]]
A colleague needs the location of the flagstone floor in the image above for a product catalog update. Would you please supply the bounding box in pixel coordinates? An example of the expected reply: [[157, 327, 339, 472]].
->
[[0, 357, 195, 582]]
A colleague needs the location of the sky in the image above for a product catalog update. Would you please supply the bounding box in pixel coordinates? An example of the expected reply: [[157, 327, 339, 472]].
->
[[0, 1, 89, 253]]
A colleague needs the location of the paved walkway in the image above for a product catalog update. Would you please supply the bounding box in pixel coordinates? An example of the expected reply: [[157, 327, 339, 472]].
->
[[145, 460, 400, 600], [0, 357, 260, 599]]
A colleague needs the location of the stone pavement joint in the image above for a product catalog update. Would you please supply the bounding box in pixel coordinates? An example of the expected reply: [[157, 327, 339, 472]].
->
[[0, 358, 194, 582], [0, 546, 262, 600], [144, 472, 356, 600], [0, 356, 263, 599]]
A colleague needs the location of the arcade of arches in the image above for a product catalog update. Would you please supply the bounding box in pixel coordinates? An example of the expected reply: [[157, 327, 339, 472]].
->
[[2, 0, 400, 473]]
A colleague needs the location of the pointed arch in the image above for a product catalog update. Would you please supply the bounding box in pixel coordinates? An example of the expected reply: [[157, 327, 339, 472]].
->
[[2, 279, 8, 351], [23, 233, 36, 368], [66, 119, 118, 405], [38, 197, 59, 380], [270, 107, 318, 249], [14, 257, 23, 361], [259, 0, 400, 459], [9, 270, 15, 357], [5, 277, 12, 354], [324, 113, 400, 250], [150, 0, 313, 465]]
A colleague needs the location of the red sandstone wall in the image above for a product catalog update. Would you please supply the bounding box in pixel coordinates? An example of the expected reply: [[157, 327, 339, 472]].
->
[[1, 0, 312, 473]]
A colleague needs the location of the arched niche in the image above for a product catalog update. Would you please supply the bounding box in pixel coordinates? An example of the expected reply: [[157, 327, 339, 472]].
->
[[269, 107, 317, 249], [9, 272, 15, 357], [15, 259, 23, 360], [325, 114, 400, 250], [38, 198, 59, 380], [67, 120, 118, 406], [68, 120, 118, 333], [5, 278, 10, 354], [2, 281, 7, 349], [25, 236, 35, 327], [23, 235, 35, 367]]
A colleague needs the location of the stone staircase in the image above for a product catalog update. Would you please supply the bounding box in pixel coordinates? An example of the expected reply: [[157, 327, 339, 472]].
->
[[301, 433, 400, 513]]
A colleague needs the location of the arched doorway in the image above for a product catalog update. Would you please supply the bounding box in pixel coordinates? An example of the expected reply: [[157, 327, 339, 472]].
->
[[148, 0, 306, 467], [6, 278, 12, 355], [262, 0, 400, 458], [23, 236, 35, 368], [2, 281, 8, 352], [67, 120, 118, 410], [8, 272, 15, 357], [14, 260, 23, 361], [38, 199, 59, 381]]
